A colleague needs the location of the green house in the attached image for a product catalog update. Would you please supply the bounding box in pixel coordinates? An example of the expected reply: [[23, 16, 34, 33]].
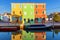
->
[[22, 4, 35, 40], [22, 3, 34, 24]]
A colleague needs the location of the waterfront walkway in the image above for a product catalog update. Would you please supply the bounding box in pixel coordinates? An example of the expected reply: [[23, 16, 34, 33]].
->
[[0, 22, 60, 27], [0, 22, 59, 32]]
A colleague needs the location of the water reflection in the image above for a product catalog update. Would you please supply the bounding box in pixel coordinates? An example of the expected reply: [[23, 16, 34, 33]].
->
[[34, 32, 46, 40], [0, 32, 11, 40], [46, 29, 60, 40], [22, 30, 46, 40], [0, 30, 60, 40]]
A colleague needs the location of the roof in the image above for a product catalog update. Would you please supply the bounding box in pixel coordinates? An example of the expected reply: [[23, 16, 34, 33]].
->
[[3, 12, 11, 15]]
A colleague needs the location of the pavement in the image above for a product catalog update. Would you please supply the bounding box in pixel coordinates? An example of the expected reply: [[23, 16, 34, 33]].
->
[[0, 21, 20, 26], [0, 21, 60, 27]]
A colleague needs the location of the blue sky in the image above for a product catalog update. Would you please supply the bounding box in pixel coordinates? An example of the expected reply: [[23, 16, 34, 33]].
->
[[0, 0, 60, 15]]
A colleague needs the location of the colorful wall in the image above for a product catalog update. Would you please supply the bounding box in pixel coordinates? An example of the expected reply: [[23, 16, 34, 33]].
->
[[34, 32, 46, 40], [34, 3, 46, 18], [11, 3, 46, 40], [11, 32, 22, 40], [34, 3, 47, 23], [11, 3, 47, 24], [11, 3, 22, 40], [22, 3, 34, 24], [22, 3, 34, 19], [22, 30, 35, 40], [11, 3, 22, 16], [11, 3, 22, 23]]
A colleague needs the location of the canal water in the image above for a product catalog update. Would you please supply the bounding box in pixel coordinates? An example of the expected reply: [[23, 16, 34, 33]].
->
[[0, 31, 60, 40], [0, 22, 60, 40]]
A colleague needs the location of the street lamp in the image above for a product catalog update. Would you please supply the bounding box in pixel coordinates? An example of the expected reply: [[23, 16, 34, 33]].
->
[[52, 14, 54, 39], [52, 14, 54, 29]]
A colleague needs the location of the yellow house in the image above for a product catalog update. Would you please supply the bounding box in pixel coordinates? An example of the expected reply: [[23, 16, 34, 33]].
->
[[11, 3, 23, 23], [11, 3, 22, 16], [11, 3, 22, 40]]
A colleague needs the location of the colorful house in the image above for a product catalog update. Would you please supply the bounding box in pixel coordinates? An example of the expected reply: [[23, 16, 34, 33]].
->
[[11, 3, 47, 40], [22, 3, 35, 40], [34, 3, 47, 23], [22, 3, 34, 24], [34, 3, 46, 40], [11, 3, 22, 40], [11, 3, 22, 23]]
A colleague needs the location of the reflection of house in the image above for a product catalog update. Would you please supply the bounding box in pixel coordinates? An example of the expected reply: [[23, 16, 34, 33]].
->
[[22, 30, 35, 40], [35, 32, 46, 40]]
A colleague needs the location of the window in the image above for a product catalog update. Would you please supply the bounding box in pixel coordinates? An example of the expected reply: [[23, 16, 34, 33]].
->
[[13, 11, 15, 14], [31, 12, 33, 15], [35, 18, 38, 21], [24, 19, 26, 21], [24, 4, 27, 8], [31, 19, 33, 21], [24, 19, 26, 23], [36, 11, 38, 14], [43, 5, 44, 8], [20, 11, 21, 14], [31, 35, 33, 38], [13, 35, 15, 39], [42, 18, 45, 20], [36, 5, 38, 8], [42, 11, 44, 14], [35, 36, 38, 39], [20, 36, 21, 39], [24, 35, 26, 38], [24, 12, 27, 15], [20, 4, 22, 8], [12, 4, 15, 8], [28, 19, 30, 23], [20, 16, 22, 21], [24, 6, 26, 8], [42, 35, 44, 38]]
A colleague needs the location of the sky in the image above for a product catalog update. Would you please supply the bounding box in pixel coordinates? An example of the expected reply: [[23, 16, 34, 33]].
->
[[0, 0, 60, 15]]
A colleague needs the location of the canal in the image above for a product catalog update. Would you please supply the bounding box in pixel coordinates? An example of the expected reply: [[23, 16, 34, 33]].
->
[[0, 22, 60, 40], [0, 30, 60, 40]]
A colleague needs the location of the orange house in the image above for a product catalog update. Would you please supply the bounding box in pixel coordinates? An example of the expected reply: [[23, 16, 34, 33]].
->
[[34, 3, 47, 23], [34, 3, 46, 18], [34, 4, 46, 40]]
